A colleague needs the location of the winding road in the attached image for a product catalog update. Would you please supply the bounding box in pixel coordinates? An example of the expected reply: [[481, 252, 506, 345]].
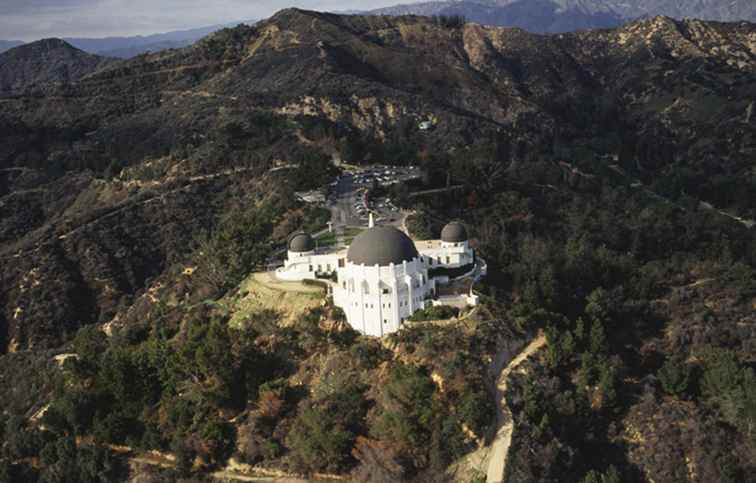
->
[[486, 333, 547, 483]]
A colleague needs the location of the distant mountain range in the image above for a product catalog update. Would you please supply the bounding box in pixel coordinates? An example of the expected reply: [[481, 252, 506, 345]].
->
[[0, 41, 24, 54], [0, 21, 255, 58], [360, 0, 756, 33], [4, 1, 754, 58]]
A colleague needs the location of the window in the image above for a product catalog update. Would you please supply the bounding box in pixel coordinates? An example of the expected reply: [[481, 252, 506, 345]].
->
[[309, 265, 313, 272], [446, 256, 450, 264], [342, 282, 346, 289], [318, 265, 322, 272], [327, 264, 331, 271], [382, 288, 390, 294], [384, 319, 388, 324]]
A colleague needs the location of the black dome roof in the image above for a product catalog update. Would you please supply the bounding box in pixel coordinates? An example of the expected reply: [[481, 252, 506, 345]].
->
[[288, 232, 314, 252], [347, 226, 419, 266], [441, 222, 468, 242]]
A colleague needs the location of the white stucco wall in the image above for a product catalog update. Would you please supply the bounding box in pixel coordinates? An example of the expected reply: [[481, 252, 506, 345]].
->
[[417, 240, 474, 268], [276, 250, 344, 281], [333, 257, 435, 337]]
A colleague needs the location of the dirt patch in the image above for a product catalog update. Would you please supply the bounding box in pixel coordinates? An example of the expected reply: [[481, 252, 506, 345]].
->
[[227, 272, 325, 328]]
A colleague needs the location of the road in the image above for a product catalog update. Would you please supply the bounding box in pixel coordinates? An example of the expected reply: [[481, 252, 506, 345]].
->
[[607, 164, 755, 230], [486, 334, 547, 483], [699, 201, 755, 229]]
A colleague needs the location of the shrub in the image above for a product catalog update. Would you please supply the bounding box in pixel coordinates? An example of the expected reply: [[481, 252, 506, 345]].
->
[[350, 339, 391, 369], [581, 466, 620, 483], [431, 15, 466, 28], [658, 356, 691, 398], [371, 363, 437, 466], [407, 305, 459, 322], [287, 406, 355, 473], [302, 278, 329, 290], [198, 419, 235, 467], [287, 383, 367, 473]]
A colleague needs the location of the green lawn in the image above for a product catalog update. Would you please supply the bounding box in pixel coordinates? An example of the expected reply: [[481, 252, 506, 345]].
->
[[315, 231, 338, 247]]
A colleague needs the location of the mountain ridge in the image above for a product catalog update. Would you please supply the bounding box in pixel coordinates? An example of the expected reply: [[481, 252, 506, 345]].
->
[[0, 38, 112, 94], [0, 21, 257, 59], [361, 0, 756, 33]]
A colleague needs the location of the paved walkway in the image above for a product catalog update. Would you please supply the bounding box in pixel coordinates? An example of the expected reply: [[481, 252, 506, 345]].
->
[[253, 271, 325, 294], [486, 334, 547, 483]]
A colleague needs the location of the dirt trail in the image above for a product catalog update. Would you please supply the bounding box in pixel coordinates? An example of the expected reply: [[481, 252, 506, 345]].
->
[[699, 201, 755, 229], [486, 334, 547, 483]]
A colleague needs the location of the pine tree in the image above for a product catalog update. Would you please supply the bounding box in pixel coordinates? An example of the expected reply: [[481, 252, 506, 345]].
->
[[589, 320, 608, 355], [658, 356, 691, 398]]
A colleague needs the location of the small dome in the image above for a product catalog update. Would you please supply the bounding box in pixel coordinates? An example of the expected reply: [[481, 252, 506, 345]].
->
[[288, 232, 314, 252], [347, 226, 419, 266], [441, 222, 468, 243]]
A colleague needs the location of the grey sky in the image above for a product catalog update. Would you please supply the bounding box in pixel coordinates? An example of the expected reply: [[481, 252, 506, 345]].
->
[[0, 0, 422, 41]]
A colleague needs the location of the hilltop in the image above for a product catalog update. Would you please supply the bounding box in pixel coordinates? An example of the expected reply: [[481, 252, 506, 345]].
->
[[0, 38, 111, 94], [0, 9, 754, 483]]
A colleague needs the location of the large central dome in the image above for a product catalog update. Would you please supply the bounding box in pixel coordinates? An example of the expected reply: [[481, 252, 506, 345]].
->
[[347, 226, 419, 266]]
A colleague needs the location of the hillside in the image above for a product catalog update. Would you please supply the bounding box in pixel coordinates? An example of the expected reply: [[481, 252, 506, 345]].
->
[[0, 9, 754, 483], [365, 0, 756, 33], [0, 39, 111, 94]]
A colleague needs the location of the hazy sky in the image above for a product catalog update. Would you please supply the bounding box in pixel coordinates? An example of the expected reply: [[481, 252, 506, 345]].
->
[[1, 0, 422, 41]]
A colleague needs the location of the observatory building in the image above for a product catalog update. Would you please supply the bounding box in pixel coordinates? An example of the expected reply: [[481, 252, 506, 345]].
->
[[276, 219, 481, 337]]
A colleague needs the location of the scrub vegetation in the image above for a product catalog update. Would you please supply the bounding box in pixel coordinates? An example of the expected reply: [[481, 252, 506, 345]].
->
[[1, 8, 755, 483]]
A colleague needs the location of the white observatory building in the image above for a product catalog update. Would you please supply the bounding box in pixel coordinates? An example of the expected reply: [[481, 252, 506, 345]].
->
[[276, 218, 480, 337], [332, 226, 435, 336]]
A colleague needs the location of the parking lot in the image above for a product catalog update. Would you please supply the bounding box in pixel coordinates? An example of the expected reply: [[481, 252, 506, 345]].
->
[[328, 165, 421, 227]]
